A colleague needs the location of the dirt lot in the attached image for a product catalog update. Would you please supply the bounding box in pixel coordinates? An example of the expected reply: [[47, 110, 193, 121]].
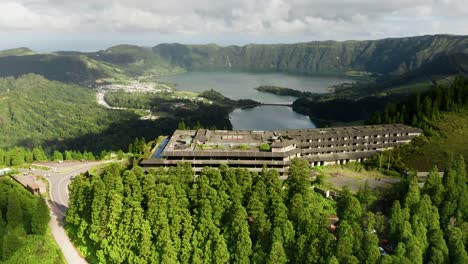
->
[[316, 165, 400, 192]]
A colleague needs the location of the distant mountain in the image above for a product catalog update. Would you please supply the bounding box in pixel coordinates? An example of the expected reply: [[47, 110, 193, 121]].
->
[[153, 34, 468, 76], [86, 44, 183, 77], [0, 54, 104, 85], [0, 47, 35, 57], [0, 35, 466, 87], [0, 45, 183, 85]]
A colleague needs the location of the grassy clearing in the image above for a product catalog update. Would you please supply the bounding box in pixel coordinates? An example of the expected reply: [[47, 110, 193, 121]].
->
[[399, 107, 468, 172], [314, 164, 399, 193]]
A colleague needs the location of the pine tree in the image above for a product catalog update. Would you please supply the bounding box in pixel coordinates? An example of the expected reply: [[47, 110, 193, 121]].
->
[[336, 221, 358, 263], [422, 166, 444, 207], [404, 172, 420, 210], [32, 146, 48, 161], [52, 150, 63, 161], [286, 158, 310, 199], [446, 227, 468, 264], [267, 241, 287, 264], [30, 197, 50, 235], [337, 187, 362, 223], [212, 234, 230, 264], [6, 191, 23, 229], [226, 203, 253, 263]]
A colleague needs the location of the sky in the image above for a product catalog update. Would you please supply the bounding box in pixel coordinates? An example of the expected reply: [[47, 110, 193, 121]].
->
[[0, 0, 467, 51]]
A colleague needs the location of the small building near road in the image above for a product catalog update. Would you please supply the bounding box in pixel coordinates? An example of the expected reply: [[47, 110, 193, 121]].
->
[[13, 175, 47, 195]]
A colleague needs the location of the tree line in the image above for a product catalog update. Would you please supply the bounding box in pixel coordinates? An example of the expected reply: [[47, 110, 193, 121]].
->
[[66, 157, 468, 263], [0, 146, 103, 167], [0, 178, 63, 263], [368, 76, 468, 134]]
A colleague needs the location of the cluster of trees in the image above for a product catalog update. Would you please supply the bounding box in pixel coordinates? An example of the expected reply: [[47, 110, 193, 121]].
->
[[128, 137, 147, 155], [255, 86, 312, 97], [67, 159, 336, 263], [0, 178, 63, 263], [104, 90, 233, 131], [0, 146, 101, 167], [381, 156, 468, 263], [66, 157, 468, 263], [369, 77, 468, 134]]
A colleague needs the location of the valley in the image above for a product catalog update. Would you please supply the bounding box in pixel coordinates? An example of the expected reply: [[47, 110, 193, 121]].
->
[[0, 34, 466, 264], [1, 0, 468, 262]]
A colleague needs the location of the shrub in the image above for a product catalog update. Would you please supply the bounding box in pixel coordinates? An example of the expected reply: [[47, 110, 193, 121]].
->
[[259, 143, 270, 151]]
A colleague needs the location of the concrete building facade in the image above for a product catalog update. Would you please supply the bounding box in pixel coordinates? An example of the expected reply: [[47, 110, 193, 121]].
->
[[141, 124, 422, 176]]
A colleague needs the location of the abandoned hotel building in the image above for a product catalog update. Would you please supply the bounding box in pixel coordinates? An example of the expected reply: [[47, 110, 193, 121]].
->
[[141, 124, 422, 176]]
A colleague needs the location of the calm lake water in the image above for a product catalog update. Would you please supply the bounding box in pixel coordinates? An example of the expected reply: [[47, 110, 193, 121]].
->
[[159, 71, 350, 104], [158, 71, 349, 130], [230, 106, 316, 130]]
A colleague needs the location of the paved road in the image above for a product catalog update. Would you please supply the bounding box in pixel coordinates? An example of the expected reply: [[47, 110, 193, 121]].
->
[[42, 161, 112, 264]]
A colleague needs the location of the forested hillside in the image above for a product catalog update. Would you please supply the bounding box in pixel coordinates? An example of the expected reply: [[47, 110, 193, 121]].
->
[[0, 74, 123, 149], [367, 76, 468, 171], [153, 35, 468, 75], [0, 35, 465, 87], [0, 177, 64, 263], [0, 47, 35, 57], [0, 54, 104, 85], [0, 74, 177, 152], [66, 158, 468, 263], [86, 45, 184, 77]]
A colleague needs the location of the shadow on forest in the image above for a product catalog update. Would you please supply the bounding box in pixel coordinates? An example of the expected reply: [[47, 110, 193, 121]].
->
[[17, 101, 234, 153], [17, 117, 179, 153]]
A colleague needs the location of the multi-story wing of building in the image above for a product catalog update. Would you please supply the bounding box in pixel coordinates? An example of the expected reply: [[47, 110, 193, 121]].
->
[[141, 124, 422, 176]]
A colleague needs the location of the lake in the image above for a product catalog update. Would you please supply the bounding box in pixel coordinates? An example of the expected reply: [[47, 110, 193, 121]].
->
[[158, 71, 350, 104], [230, 106, 316, 130], [158, 71, 349, 130]]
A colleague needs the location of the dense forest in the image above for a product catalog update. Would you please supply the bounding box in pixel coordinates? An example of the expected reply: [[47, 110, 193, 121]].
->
[[0, 177, 63, 263], [66, 157, 468, 263], [0, 54, 104, 85], [368, 77, 468, 134], [363, 77, 468, 172], [0, 74, 181, 153], [292, 95, 405, 123]]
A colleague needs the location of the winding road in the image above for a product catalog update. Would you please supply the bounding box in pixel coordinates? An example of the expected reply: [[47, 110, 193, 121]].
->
[[40, 161, 113, 264]]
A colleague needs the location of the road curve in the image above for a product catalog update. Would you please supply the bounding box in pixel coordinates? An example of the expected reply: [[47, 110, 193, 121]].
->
[[46, 161, 112, 264]]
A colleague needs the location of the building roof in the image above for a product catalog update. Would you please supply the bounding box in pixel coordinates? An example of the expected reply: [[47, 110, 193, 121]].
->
[[153, 124, 422, 159]]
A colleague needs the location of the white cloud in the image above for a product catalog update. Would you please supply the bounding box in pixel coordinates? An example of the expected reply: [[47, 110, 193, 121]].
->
[[0, 0, 467, 50]]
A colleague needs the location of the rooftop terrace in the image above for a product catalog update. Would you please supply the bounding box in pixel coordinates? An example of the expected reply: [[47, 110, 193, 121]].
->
[[160, 124, 422, 155]]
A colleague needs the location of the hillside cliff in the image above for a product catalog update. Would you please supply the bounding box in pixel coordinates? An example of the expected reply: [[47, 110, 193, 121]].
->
[[153, 35, 468, 75]]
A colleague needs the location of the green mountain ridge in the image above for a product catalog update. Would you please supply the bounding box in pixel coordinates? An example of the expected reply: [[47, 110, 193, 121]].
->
[[0, 54, 104, 85], [152, 34, 468, 75], [0, 34, 466, 87], [86, 44, 183, 77], [0, 47, 35, 57]]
